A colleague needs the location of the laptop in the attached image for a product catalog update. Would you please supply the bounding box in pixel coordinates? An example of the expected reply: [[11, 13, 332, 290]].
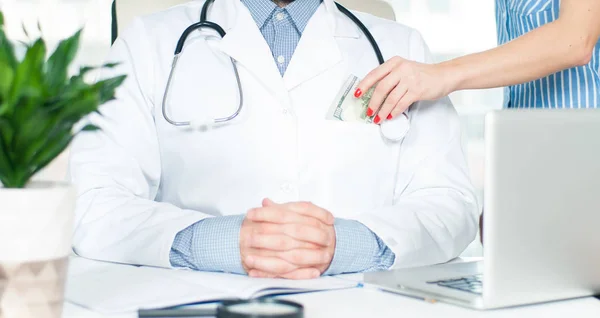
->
[[365, 109, 600, 310]]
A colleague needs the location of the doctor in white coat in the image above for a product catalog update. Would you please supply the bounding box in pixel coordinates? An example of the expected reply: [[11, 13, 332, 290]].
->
[[69, 0, 479, 280]]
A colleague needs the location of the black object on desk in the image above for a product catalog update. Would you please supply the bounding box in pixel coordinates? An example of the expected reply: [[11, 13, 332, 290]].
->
[[138, 308, 216, 317], [139, 299, 304, 318]]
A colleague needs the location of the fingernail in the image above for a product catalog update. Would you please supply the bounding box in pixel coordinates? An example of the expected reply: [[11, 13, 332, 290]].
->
[[374, 115, 381, 124], [366, 108, 374, 117], [387, 114, 393, 120], [354, 88, 363, 98]]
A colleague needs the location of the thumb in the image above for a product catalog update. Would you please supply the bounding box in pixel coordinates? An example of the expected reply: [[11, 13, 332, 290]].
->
[[262, 198, 276, 207]]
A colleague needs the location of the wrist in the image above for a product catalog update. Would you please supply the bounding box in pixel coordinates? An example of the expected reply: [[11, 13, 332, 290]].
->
[[191, 215, 246, 274], [436, 59, 464, 95], [323, 218, 366, 275]]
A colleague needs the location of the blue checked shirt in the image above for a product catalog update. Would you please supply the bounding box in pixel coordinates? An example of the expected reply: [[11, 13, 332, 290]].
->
[[170, 0, 395, 275]]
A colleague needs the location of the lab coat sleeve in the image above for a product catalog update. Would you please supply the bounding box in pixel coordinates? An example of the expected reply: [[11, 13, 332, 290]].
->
[[355, 29, 480, 268], [69, 19, 210, 268]]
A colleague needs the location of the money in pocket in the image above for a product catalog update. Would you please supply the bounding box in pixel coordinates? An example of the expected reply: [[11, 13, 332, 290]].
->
[[325, 75, 376, 124]]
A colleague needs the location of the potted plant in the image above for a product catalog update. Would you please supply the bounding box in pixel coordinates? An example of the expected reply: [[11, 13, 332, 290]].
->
[[0, 11, 125, 318]]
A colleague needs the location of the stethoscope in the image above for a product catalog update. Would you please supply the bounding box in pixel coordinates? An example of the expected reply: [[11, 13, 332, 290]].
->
[[162, 0, 410, 141]]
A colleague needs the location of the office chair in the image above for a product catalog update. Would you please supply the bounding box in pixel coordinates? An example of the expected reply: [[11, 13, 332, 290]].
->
[[111, 0, 396, 43]]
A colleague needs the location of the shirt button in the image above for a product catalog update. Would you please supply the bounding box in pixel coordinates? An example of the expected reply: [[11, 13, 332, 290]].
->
[[276, 12, 285, 21], [277, 55, 285, 64]]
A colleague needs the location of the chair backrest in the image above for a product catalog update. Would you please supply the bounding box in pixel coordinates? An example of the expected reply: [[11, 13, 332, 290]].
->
[[112, 0, 396, 43]]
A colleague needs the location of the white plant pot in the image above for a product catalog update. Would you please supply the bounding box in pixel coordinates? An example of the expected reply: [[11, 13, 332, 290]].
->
[[0, 182, 76, 318]]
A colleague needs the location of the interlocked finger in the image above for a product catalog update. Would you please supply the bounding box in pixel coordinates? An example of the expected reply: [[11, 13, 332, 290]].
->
[[249, 234, 318, 251], [277, 249, 331, 267], [244, 255, 298, 275], [247, 206, 325, 228]]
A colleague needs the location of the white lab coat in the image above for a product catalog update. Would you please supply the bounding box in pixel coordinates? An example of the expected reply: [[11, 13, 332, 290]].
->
[[69, 0, 479, 270]]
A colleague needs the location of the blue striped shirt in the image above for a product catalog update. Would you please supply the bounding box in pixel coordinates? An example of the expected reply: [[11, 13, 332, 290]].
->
[[496, 0, 600, 108], [170, 0, 395, 276]]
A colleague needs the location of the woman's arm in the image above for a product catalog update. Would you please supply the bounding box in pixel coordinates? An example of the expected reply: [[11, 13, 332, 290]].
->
[[446, 0, 600, 92], [357, 0, 600, 124]]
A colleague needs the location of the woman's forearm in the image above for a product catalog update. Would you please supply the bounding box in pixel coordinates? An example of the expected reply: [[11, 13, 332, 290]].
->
[[440, 19, 594, 92], [439, 0, 600, 93], [354, 0, 600, 119]]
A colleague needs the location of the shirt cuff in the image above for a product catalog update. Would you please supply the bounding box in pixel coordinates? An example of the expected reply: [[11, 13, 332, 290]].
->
[[323, 218, 395, 276], [170, 215, 246, 275]]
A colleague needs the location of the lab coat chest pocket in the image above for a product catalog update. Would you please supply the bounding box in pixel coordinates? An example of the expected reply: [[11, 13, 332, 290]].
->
[[161, 37, 244, 125]]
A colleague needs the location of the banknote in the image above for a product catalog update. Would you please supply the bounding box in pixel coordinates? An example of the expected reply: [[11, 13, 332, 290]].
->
[[325, 75, 376, 124]]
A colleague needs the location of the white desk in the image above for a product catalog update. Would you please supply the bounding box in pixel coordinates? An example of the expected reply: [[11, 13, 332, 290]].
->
[[63, 284, 600, 318]]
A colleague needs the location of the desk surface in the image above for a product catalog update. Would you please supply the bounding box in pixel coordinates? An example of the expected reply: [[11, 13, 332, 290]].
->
[[64, 287, 600, 318]]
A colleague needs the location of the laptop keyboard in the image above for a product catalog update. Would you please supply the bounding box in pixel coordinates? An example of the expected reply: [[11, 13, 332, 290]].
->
[[427, 274, 483, 295]]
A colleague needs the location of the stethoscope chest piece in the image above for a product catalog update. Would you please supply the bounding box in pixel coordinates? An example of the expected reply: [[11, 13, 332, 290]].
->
[[380, 113, 410, 142], [217, 299, 303, 318]]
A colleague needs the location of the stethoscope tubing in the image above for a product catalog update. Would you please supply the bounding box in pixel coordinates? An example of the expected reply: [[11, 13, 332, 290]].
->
[[162, 0, 401, 136]]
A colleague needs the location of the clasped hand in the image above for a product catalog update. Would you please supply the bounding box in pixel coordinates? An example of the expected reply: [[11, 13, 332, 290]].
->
[[240, 199, 336, 280]]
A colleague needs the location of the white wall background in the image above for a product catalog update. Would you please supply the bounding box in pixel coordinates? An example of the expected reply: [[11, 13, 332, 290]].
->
[[1, 0, 500, 256]]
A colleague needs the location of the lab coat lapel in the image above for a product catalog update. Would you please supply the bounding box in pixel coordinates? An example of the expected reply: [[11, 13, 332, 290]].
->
[[217, 0, 285, 94], [283, 2, 359, 91]]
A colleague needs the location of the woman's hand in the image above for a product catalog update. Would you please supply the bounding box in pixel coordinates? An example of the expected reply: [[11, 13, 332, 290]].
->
[[355, 57, 454, 124]]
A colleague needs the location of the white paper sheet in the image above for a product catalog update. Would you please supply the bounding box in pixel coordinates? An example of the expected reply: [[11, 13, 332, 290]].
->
[[65, 257, 358, 314]]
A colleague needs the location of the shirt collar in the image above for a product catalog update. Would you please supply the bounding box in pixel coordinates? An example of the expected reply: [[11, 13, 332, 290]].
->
[[240, 0, 323, 34], [284, 0, 322, 33]]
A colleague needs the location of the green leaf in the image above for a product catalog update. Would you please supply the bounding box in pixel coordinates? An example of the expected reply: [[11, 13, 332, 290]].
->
[[81, 124, 100, 131], [0, 103, 9, 116], [74, 62, 120, 79], [45, 29, 81, 93], [0, 60, 14, 100], [0, 25, 18, 69], [0, 118, 14, 173], [101, 62, 120, 68], [95, 75, 126, 104], [0, 24, 126, 188], [0, 115, 14, 147], [78, 66, 96, 75], [0, 60, 15, 112], [0, 11, 4, 26], [56, 90, 98, 120], [9, 38, 47, 102], [13, 110, 53, 161], [29, 131, 73, 177]]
